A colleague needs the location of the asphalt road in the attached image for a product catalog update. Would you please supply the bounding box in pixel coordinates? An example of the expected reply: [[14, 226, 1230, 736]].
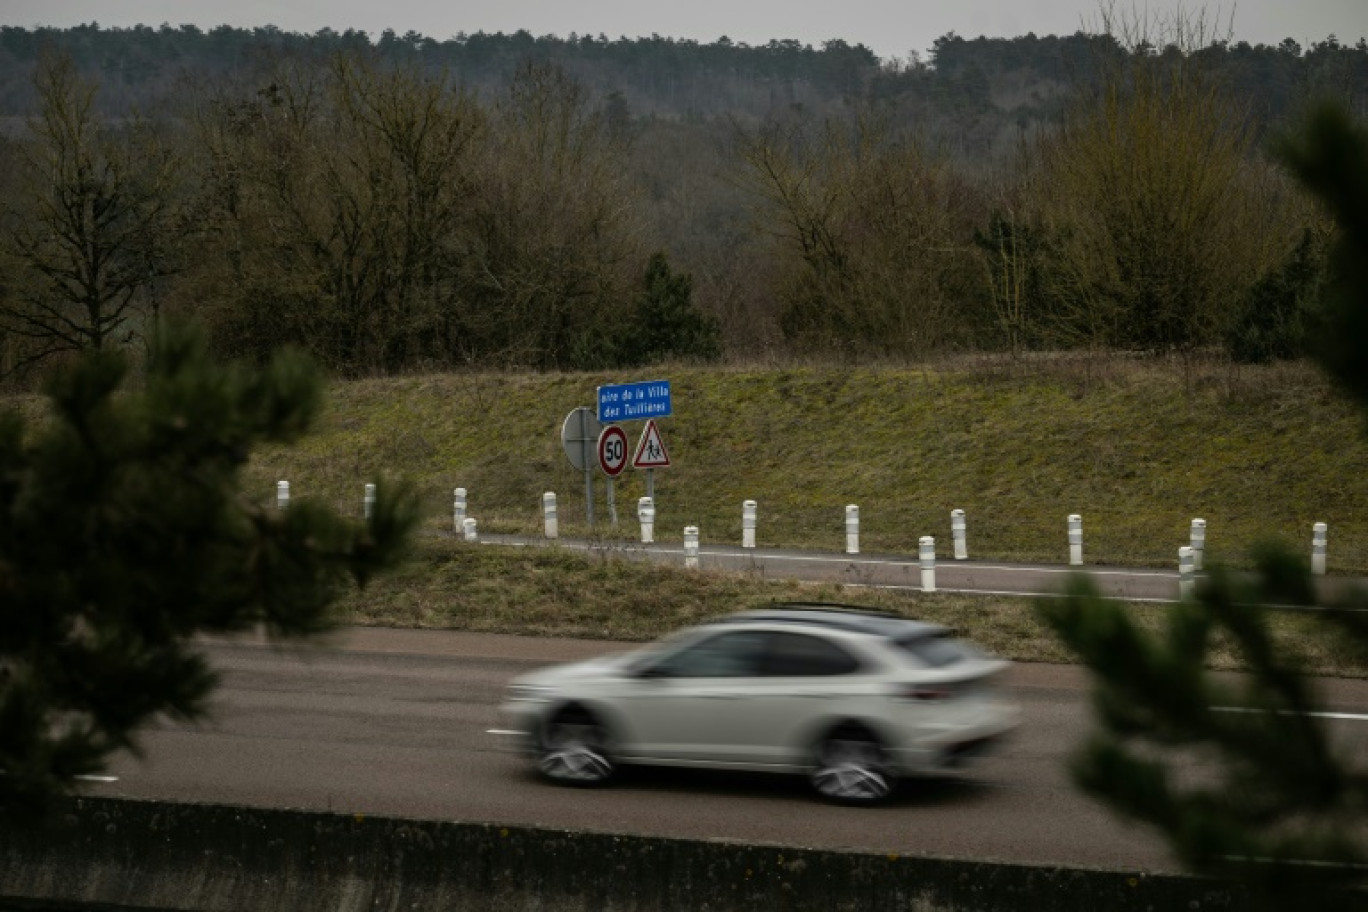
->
[[89, 626, 1368, 874]]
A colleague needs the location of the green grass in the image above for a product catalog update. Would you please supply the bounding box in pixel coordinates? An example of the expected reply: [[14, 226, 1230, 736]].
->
[[248, 356, 1368, 574], [9, 353, 1367, 674]]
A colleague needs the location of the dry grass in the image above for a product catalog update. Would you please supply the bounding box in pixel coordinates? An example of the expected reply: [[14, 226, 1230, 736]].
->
[[339, 537, 1368, 679]]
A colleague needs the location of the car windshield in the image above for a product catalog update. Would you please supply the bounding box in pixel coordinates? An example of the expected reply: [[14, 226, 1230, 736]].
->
[[893, 633, 984, 668]]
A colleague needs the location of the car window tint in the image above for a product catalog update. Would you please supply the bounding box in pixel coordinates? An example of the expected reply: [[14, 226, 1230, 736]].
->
[[894, 634, 980, 668], [760, 632, 860, 676], [653, 631, 768, 677]]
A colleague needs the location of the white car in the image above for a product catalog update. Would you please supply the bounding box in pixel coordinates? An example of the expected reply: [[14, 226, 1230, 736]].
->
[[497, 604, 1018, 804]]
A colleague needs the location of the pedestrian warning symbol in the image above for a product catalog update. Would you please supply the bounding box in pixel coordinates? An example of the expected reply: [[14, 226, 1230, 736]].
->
[[632, 419, 671, 469]]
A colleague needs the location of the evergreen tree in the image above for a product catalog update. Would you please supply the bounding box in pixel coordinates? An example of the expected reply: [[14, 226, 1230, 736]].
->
[[616, 252, 722, 366], [0, 323, 418, 818], [1224, 229, 1325, 364], [1037, 104, 1368, 911]]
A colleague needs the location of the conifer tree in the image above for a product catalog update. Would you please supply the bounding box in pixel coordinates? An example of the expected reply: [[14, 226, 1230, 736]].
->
[[0, 323, 418, 817], [1038, 105, 1368, 911]]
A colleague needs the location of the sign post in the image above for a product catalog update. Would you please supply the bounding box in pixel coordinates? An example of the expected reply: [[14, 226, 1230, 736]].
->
[[560, 407, 602, 526], [597, 425, 628, 526], [632, 418, 671, 502]]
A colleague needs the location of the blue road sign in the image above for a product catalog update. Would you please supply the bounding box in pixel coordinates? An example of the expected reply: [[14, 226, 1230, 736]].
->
[[597, 380, 672, 423]]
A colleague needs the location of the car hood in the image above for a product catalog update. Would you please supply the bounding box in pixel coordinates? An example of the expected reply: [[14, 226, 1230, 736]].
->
[[512, 650, 643, 688]]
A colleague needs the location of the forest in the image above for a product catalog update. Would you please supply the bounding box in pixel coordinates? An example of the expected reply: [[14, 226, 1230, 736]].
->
[[0, 20, 1365, 383]]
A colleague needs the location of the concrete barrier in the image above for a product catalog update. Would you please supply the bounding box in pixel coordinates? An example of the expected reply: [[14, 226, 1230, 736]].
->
[[0, 796, 1252, 912]]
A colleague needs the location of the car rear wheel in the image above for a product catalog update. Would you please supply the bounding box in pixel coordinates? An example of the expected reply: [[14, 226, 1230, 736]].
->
[[810, 730, 892, 805], [537, 709, 615, 786]]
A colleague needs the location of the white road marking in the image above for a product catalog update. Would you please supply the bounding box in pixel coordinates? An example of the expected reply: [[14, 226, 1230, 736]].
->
[[74, 775, 119, 783], [1214, 707, 1368, 722], [486, 729, 522, 736]]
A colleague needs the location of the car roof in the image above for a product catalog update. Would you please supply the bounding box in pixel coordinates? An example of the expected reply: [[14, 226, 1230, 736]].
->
[[711, 603, 951, 640]]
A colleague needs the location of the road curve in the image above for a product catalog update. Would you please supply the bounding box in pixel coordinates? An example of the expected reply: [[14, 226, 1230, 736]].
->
[[90, 627, 1368, 874]]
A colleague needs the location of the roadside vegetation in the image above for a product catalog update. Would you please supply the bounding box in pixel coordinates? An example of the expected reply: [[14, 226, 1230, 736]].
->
[[341, 536, 1368, 680], [248, 356, 1368, 572]]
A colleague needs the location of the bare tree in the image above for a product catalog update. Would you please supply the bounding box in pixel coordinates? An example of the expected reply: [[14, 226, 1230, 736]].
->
[[1023, 8, 1293, 354], [734, 106, 983, 359], [0, 52, 182, 376]]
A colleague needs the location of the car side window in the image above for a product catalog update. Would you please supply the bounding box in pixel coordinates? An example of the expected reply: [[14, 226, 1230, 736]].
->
[[651, 631, 768, 678], [760, 632, 861, 676]]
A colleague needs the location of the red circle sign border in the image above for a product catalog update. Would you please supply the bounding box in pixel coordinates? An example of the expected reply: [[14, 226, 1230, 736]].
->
[[597, 425, 629, 478]]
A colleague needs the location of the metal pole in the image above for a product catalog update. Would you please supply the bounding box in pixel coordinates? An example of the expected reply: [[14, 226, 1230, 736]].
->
[[607, 478, 617, 527]]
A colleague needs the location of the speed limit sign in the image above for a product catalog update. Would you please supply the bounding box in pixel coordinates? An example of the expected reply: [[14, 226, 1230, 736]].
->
[[597, 425, 628, 478]]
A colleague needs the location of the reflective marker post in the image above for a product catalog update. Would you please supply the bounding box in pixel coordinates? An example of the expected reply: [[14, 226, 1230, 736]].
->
[[543, 492, 558, 540], [742, 500, 758, 549], [453, 487, 467, 532], [1068, 514, 1083, 566], [638, 497, 655, 544], [1313, 522, 1328, 576], [1190, 518, 1206, 571], [920, 536, 937, 593]]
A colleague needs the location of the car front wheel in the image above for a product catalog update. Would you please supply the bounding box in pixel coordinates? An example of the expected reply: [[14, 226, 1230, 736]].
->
[[810, 730, 892, 805], [536, 709, 615, 786]]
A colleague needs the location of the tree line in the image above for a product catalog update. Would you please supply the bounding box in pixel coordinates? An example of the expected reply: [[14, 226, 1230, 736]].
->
[[0, 21, 1364, 382]]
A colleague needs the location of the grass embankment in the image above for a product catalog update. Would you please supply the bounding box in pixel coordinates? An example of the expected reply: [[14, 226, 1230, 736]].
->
[[253, 356, 1368, 570], [238, 354, 1368, 676]]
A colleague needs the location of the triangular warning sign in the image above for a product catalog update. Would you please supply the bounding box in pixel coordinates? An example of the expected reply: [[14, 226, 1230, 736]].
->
[[632, 419, 671, 469]]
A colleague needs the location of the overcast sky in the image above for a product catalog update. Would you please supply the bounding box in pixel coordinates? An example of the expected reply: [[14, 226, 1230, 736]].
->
[[3, 1, 1365, 62]]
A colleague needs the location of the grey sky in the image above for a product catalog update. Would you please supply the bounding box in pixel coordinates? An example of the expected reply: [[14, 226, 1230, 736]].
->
[[3, 1, 1365, 62]]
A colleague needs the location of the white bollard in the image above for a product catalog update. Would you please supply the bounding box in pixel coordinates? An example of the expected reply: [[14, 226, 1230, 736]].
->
[[364, 483, 376, 520], [277, 480, 290, 510], [742, 500, 758, 549], [638, 497, 655, 544], [1068, 514, 1083, 566], [1312, 522, 1328, 576], [462, 517, 478, 542], [1179, 546, 1195, 599], [453, 487, 467, 532], [543, 492, 558, 540], [919, 536, 937, 593], [1189, 518, 1206, 571], [951, 509, 967, 561], [684, 525, 700, 569], [845, 505, 860, 555]]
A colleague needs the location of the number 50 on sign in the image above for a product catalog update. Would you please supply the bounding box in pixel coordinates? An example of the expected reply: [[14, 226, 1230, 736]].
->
[[598, 426, 628, 478]]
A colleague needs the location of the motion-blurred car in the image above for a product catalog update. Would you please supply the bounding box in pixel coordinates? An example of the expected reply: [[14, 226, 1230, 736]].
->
[[496, 603, 1018, 804]]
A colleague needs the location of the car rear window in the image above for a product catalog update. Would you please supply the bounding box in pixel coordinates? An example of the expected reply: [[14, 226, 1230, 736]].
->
[[760, 632, 861, 676], [893, 634, 981, 668]]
